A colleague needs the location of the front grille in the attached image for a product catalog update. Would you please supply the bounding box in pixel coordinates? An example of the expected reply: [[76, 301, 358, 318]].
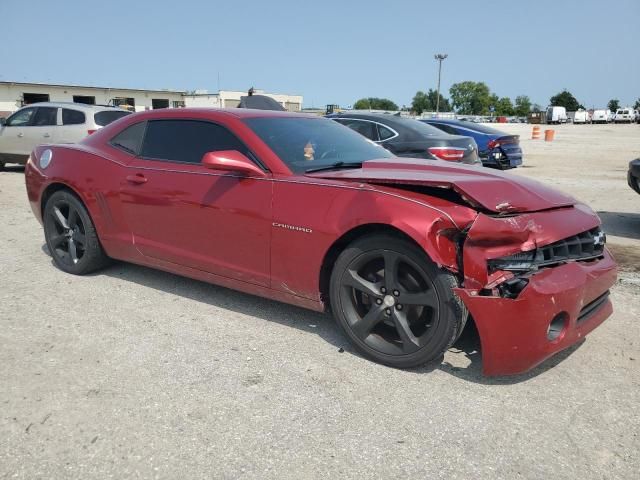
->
[[488, 227, 606, 273], [538, 227, 605, 267], [577, 291, 610, 324]]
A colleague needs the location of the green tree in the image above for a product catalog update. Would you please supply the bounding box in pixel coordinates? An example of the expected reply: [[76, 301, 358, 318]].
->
[[449, 81, 492, 114], [634, 98, 640, 110], [550, 90, 581, 111], [411, 89, 450, 114], [531, 103, 543, 112], [607, 99, 620, 112], [353, 97, 398, 110], [514, 95, 532, 116], [488, 94, 499, 114], [495, 97, 514, 116]]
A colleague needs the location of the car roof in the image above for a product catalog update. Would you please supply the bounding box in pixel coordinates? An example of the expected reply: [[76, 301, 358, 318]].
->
[[19, 102, 129, 112], [331, 112, 400, 121], [330, 112, 421, 128], [422, 118, 462, 125]]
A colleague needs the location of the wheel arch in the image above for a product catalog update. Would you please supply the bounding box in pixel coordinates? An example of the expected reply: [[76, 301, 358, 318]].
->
[[318, 222, 448, 307], [40, 182, 86, 218]]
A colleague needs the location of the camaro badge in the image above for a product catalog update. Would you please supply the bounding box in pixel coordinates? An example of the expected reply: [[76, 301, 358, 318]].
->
[[272, 222, 313, 233]]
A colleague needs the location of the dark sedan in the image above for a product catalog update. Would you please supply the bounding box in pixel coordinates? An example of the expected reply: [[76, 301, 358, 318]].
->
[[329, 113, 480, 164], [629, 159, 640, 195], [421, 118, 523, 169]]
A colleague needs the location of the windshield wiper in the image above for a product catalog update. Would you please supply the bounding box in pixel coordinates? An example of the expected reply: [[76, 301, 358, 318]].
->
[[305, 161, 363, 174]]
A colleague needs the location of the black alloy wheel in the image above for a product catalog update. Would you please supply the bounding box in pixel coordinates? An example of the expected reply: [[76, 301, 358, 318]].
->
[[330, 235, 467, 368], [43, 190, 109, 275]]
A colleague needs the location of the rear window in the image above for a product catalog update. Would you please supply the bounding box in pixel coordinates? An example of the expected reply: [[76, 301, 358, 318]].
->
[[110, 121, 146, 155], [94, 110, 131, 126], [335, 119, 378, 141], [426, 122, 459, 135], [62, 109, 86, 125], [396, 118, 443, 136], [448, 121, 502, 135]]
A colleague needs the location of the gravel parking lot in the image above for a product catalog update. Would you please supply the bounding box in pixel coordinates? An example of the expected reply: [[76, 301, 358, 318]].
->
[[1, 123, 639, 479]]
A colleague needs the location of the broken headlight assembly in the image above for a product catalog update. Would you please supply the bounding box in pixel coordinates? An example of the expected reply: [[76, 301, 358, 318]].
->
[[488, 227, 606, 274], [488, 250, 543, 273]]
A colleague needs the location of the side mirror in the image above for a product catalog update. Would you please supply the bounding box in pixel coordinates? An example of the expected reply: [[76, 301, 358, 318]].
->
[[0, 118, 6, 126], [201, 150, 266, 177]]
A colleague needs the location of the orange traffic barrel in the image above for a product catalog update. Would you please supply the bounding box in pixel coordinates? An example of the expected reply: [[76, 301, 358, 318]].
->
[[544, 129, 555, 142], [531, 125, 541, 139]]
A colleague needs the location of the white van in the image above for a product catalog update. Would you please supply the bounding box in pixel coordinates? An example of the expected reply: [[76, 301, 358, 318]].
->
[[614, 108, 635, 123], [571, 110, 589, 124], [591, 109, 609, 124], [546, 106, 567, 124]]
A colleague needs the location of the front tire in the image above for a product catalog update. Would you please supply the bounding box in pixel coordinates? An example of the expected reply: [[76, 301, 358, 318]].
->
[[329, 234, 467, 368], [43, 190, 110, 275]]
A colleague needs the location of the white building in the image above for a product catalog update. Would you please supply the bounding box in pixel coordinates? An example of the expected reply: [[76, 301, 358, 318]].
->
[[183, 89, 302, 111], [0, 81, 303, 117]]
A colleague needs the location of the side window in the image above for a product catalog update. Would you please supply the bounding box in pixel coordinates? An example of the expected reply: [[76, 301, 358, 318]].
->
[[110, 121, 146, 155], [140, 120, 248, 164], [377, 124, 396, 141], [62, 109, 86, 125], [6, 107, 36, 126], [32, 107, 58, 126], [340, 119, 378, 141]]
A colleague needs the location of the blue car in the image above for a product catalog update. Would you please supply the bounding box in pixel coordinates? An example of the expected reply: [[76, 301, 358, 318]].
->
[[420, 119, 523, 169]]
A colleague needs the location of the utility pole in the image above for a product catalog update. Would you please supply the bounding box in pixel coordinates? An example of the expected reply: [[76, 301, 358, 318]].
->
[[434, 53, 448, 115]]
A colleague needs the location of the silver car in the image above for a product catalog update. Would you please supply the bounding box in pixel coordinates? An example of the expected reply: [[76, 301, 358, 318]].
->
[[0, 102, 131, 169]]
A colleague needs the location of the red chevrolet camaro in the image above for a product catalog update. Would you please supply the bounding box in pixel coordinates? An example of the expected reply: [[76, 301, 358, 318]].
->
[[24, 108, 617, 375]]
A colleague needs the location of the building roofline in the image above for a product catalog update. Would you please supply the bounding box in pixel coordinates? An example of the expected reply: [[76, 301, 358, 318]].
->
[[0, 80, 186, 95], [183, 90, 303, 98]]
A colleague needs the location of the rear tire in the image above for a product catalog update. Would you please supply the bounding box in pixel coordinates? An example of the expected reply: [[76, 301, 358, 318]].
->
[[43, 190, 110, 275], [329, 234, 467, 368]]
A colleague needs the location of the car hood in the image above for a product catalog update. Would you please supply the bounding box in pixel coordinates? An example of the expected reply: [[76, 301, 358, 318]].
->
[[306, 158, 576, 213]]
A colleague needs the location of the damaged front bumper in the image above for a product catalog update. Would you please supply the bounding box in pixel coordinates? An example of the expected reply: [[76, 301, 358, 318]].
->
[[455, 206, 617, 376], [456, 251, 616, 375]]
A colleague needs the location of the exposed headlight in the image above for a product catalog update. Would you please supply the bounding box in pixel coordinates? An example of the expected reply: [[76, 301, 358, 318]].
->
[[488, 250, 543, 272], [39, 149, 53, 169]]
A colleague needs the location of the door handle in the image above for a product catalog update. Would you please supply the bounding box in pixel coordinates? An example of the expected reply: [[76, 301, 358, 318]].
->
[[43, 133, 51, 138], [17, 133, 24, 137], [126, 174, 148, 185]]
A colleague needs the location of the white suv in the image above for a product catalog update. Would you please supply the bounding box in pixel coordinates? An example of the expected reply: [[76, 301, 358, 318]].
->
[[0, 102, 131, 169]]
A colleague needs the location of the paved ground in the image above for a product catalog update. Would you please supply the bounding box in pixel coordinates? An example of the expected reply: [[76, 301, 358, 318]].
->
[[1, 124, 639, 479]]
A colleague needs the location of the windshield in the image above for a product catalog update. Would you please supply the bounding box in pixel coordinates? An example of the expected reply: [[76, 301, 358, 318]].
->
[[244, 117, 393, 173]]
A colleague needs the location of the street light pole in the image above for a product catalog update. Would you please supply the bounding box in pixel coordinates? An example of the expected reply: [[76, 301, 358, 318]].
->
[[434, 53, 448, 115]]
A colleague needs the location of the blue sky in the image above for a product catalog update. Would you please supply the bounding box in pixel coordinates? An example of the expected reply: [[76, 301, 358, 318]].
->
[[1, 0, 638, 109]]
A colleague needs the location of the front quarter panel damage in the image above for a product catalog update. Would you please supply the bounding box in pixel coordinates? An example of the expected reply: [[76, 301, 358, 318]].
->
[[457, 204, 617, 376], [462, 204, 601, 290]]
